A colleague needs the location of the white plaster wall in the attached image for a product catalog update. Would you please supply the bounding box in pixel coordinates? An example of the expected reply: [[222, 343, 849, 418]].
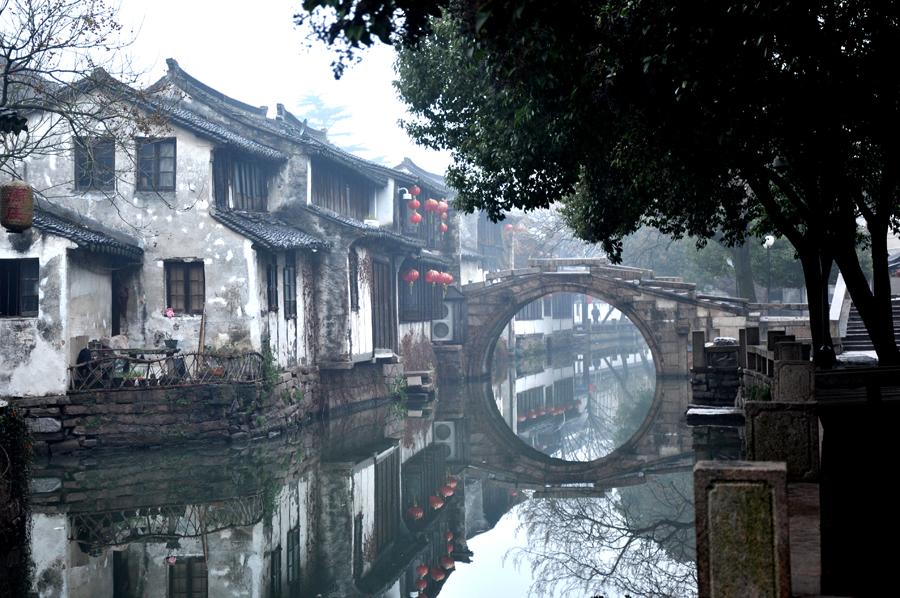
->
[[31, 513, 69, 598], [460, 257, 484, 285], [352, 462, 376, 577], [261, 251, 312, 368], [0, 233, 72, 396], [66, 254, 112, 344], [399, 321, 432, 351], [515, 308, 575, 336], [375, 179, 395, 226], [67, 548, 113, 598], [349, 246, 374, 359], [22, 120, 269, 356]]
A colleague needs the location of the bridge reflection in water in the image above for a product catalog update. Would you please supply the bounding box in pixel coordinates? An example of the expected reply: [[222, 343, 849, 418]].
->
[[27, 331, 735, 597]]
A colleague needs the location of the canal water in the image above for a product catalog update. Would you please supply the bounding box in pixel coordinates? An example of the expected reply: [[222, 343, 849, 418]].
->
[[24, 296, 725, 598]]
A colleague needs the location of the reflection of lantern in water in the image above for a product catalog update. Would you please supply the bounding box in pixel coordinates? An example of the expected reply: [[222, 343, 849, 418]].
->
[[445, 477, 457, 489], [416, 565, 429, 577], [444, 530, 454, 541], [415, 578, 428, 591], [429, 495, 444, 509], [440, 556, 455, 570], [439, 485, 454, 498], [430, 567, 446, 581], [407, 504, 424, 520], [517, 413, 527, 422]]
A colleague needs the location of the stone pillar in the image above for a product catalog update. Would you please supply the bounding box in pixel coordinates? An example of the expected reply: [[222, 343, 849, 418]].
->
[[694, 461, 791, 598]]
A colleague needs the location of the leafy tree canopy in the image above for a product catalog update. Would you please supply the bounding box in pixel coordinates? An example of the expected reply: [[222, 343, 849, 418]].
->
[[300, 0, 900, 363]]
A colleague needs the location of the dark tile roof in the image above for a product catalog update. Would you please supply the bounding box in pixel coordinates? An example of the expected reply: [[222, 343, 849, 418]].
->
[[394, 157, 455, 197], [162, 60, 394, 185], [302, 203, 425, 249], [166, 107, 287, 161], [461, 248, 483, 260], [33, 208, 143, 260], [211, 210, 327, 252]]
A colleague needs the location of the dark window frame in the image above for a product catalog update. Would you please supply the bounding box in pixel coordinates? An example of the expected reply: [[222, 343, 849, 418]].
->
[[287, 526, 300, 584], [137, 137, 176, 191], [269, 546, 282, 597], [398, 261, 443, 323], [267, 259, 279, 312], [348, 249, 359, 311], [165, 261, 205, 315], [74, 137, 115, 191], [213, 149, 270, 212], [0, 258, 39, 317], [283, 254, 297, 320], [516, 299, 542, 321], [552, 293, 574, 319], [168, 556, 208, 598]]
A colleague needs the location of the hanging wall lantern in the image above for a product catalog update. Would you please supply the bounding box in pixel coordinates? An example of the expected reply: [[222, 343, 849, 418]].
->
[[504, 223, 514, 231], [430, 568, 446, 582], [415, 579, 428, 591], [410, 212, 422, 225], [441, 212, 447, 221], [439, 485, 454, 498], [416, 565, 430, 577], [409, 185, 421, 196], [408, 198, 421, 211], [424, 198, 438, 213], [438, 199, 449, 214], [403, 269, 420, 293], [1, 180, 34, 233], [444, 530, 454, 540], [445, 477, 457, 489], [440, 556, 455, 570], [429, 495, 444, 509], [441, 223, 448, 234]]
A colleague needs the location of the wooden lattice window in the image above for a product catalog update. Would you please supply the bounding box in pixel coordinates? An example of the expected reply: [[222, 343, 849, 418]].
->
[[168, 557, 207, 598], [75, 137, 115, 191], [287, 526, 300, 584], [137, 138, 176, 191], [270, 547, 282, 597], [213, 150, 269, 211], [283, 255, 297, 319], [516, 299, 542, 321], [267, 260, 279, 312], [166, 262, 205, 315], [349, 249, 359, 311]]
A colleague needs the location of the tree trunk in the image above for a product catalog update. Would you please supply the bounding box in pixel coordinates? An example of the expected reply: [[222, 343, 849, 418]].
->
[[798, 247, 834, 367], [835, 236, 900, 365], [731, 242, 758, 302]]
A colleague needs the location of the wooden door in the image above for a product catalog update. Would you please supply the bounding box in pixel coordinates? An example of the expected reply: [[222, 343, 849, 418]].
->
[[371, 256, 396, 353]]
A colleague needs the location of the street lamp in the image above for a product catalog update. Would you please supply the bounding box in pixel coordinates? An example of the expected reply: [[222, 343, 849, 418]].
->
[[763, 235, 775, 302]]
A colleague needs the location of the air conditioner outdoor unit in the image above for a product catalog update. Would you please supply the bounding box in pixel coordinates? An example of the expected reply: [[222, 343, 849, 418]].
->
[[431, 301, 455, 342], [432, 420, 457, 460]]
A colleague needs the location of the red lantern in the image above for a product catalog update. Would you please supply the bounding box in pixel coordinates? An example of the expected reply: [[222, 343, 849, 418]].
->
[[444, 530, 454, 541], [416, 565, 429, 577], [438, 199, 449, 213], [415, 579, 428, 591], [430, 568, 445, 582], [445, 477, 457, 489], [537, 408, 546, 416], [517, 413, 527, 422], [403, 269, 419, 294], [425, 270, 439, 285], [440, 556, 455, 570], [444, 273, 453, 285], [1, 180, 34, 233], [439, 485, 454, 498], [509, 489, 518, 496], [566, 402, 574, 410], [424, 198, 438, 212], [429, 495, 444, 510], [407, 505, 424, 520], [504, 223, 514, 231], [588, 384, 594, 393], [441, 212, 448, 221], [528, 410, 537, 419], [441, 223, 448, 233], [408, 199, 421, 211], [410, 212, 422, 225], [409, 185, 421, 196], [445, 542, 454, 553]]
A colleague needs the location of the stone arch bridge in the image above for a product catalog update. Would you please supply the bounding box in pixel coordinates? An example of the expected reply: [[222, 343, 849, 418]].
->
[[450, 259, 750, 487]]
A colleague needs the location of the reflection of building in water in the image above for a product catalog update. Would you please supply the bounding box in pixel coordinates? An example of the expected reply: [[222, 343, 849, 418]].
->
[[496, 293, 656, 461], [27, 404, 479, 598]]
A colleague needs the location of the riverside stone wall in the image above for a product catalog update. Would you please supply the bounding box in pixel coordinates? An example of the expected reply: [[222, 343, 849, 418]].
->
[[9, 364, 321, 453]]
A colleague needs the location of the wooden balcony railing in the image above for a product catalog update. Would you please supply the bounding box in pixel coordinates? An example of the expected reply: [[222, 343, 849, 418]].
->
[[68, 351, 263, 393]]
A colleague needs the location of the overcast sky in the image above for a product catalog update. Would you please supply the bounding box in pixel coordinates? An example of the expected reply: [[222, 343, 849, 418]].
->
[[118, 0, 452, 175]]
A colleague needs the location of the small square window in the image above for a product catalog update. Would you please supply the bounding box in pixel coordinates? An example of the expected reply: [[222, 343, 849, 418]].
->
[[166, 262, 205, 315], [137, 138, 176, 191], [0, 259, 39, 317], [75, 137, 115, 191]]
